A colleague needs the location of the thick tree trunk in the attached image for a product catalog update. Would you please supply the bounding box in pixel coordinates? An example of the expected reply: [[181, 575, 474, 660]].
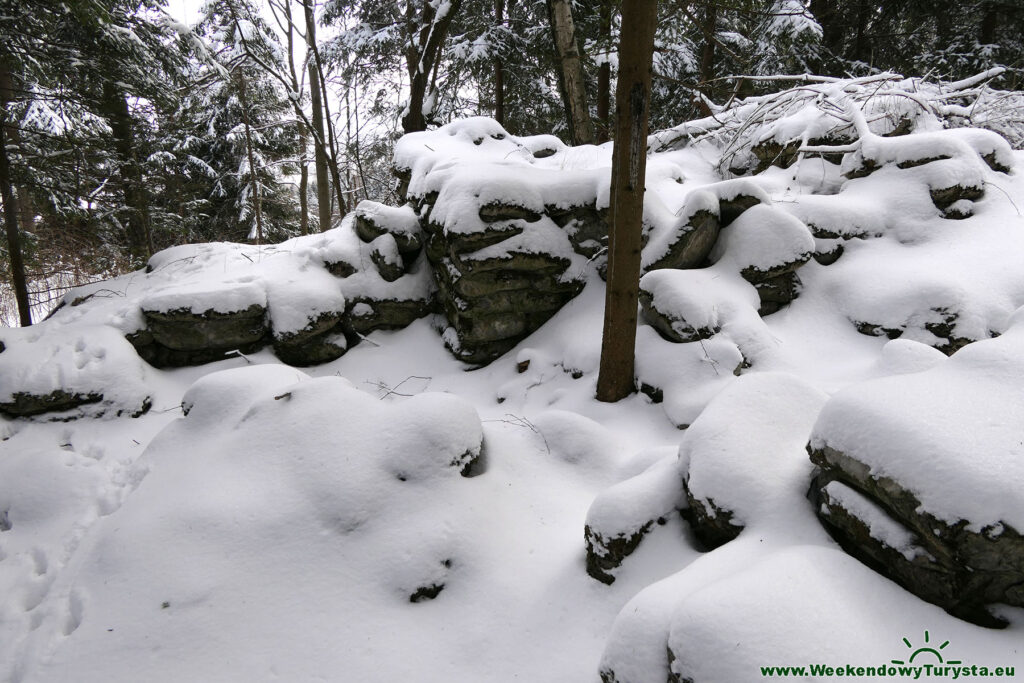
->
[[0, 81, 30, 326], [401, 0, 463, 134], [494, 0, 505, 126], [979, 2, 998, 45], [102, 83, 152, 264], [596, 0, 611, 143], [547, 0, 595, 146], [596, 0, 658, 402], [304, 0, 332, 231]]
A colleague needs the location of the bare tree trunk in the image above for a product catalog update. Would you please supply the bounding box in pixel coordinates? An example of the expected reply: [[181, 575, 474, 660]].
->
[[102, 83, 153, 264], [596, 0, 611, 143], [547, 0, 595, 146], [0, 59, 30, 326], [401, 0, 463, 134], [303, 0, 332, 231], [494, 0, 506, 126], [0, 122, 29, 326], [596, 0, 657, 403]]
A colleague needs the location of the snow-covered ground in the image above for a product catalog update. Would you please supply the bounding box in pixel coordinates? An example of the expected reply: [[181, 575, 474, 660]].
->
[[2, 83, 1024, 681]]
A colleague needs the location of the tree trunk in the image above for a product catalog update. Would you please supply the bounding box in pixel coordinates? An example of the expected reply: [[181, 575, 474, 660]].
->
[[304, 0, 332, 231], [102, 83, 152, 264], [596, 0, 657, 403], [298, 123, 309, 235], [0, 61, 30, 326], [0, 64, 35, 239], [401, 0, 463, 134], [547, 0, 595, 146], [979, 2, 998, 45], [281, 0, 309, 234], [596, 0, 611, 143], [696, 0, 717, 116], [235, 71, 264, 244], [494, 0, 505, 126], [312, 40, 350, 219], [810, 0, 842, 56], [853, 0, 870, 65]]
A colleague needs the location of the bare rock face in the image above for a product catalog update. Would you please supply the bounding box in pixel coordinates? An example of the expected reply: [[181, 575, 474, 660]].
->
[[0, 389, 105, 418], [808, 444, 1024, 628], [271, 310, 348, 367], [131, 302, 269, 368], [420, 193, 586, 365]]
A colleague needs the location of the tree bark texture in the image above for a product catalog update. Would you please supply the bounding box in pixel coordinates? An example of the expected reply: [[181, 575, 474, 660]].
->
[[304, 0, 332, 231], [596, 0, 658, 402], [547, 0, 595, 146], [0, 61, 30, 326], [401, 0, 463, 134]]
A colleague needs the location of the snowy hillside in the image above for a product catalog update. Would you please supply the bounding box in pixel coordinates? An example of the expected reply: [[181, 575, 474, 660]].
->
[[2, 77, 1024, 682]]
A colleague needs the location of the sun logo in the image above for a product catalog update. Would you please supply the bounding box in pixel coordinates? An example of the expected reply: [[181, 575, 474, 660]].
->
[[891, 631, 962, 666]]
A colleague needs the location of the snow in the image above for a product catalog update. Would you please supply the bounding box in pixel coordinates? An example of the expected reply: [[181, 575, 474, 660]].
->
[[0, 325, 151, 418], [4, 86, 1024, 682], [141, 280, 267, 315], [711, 203, 814, 274], [681, 372, 828, 528], [810, 312, 1024, 530]]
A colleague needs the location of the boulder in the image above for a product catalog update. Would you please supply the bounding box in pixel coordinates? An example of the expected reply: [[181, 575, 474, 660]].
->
[[370, 234, 407, 283], [136, 282, 270, 367], [585, 455, 687, 584], [807, 324, 1024, 626], [346, 296, 433, 336], [642, 190, 720, 272], [547, 203, 608, 259], [353, 200, 423, 257]]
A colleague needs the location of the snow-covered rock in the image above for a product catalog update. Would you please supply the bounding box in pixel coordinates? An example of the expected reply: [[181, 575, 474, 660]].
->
[[0, 325, 151, 419], [808, 310, 1024, 625]]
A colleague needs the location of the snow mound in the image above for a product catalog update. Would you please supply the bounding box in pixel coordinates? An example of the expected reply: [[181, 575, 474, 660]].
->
[[0, 325, 150, 419], [665, 546, 1023, 683], [680, 372, 828, 546], [13, 369, 485, 681]]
